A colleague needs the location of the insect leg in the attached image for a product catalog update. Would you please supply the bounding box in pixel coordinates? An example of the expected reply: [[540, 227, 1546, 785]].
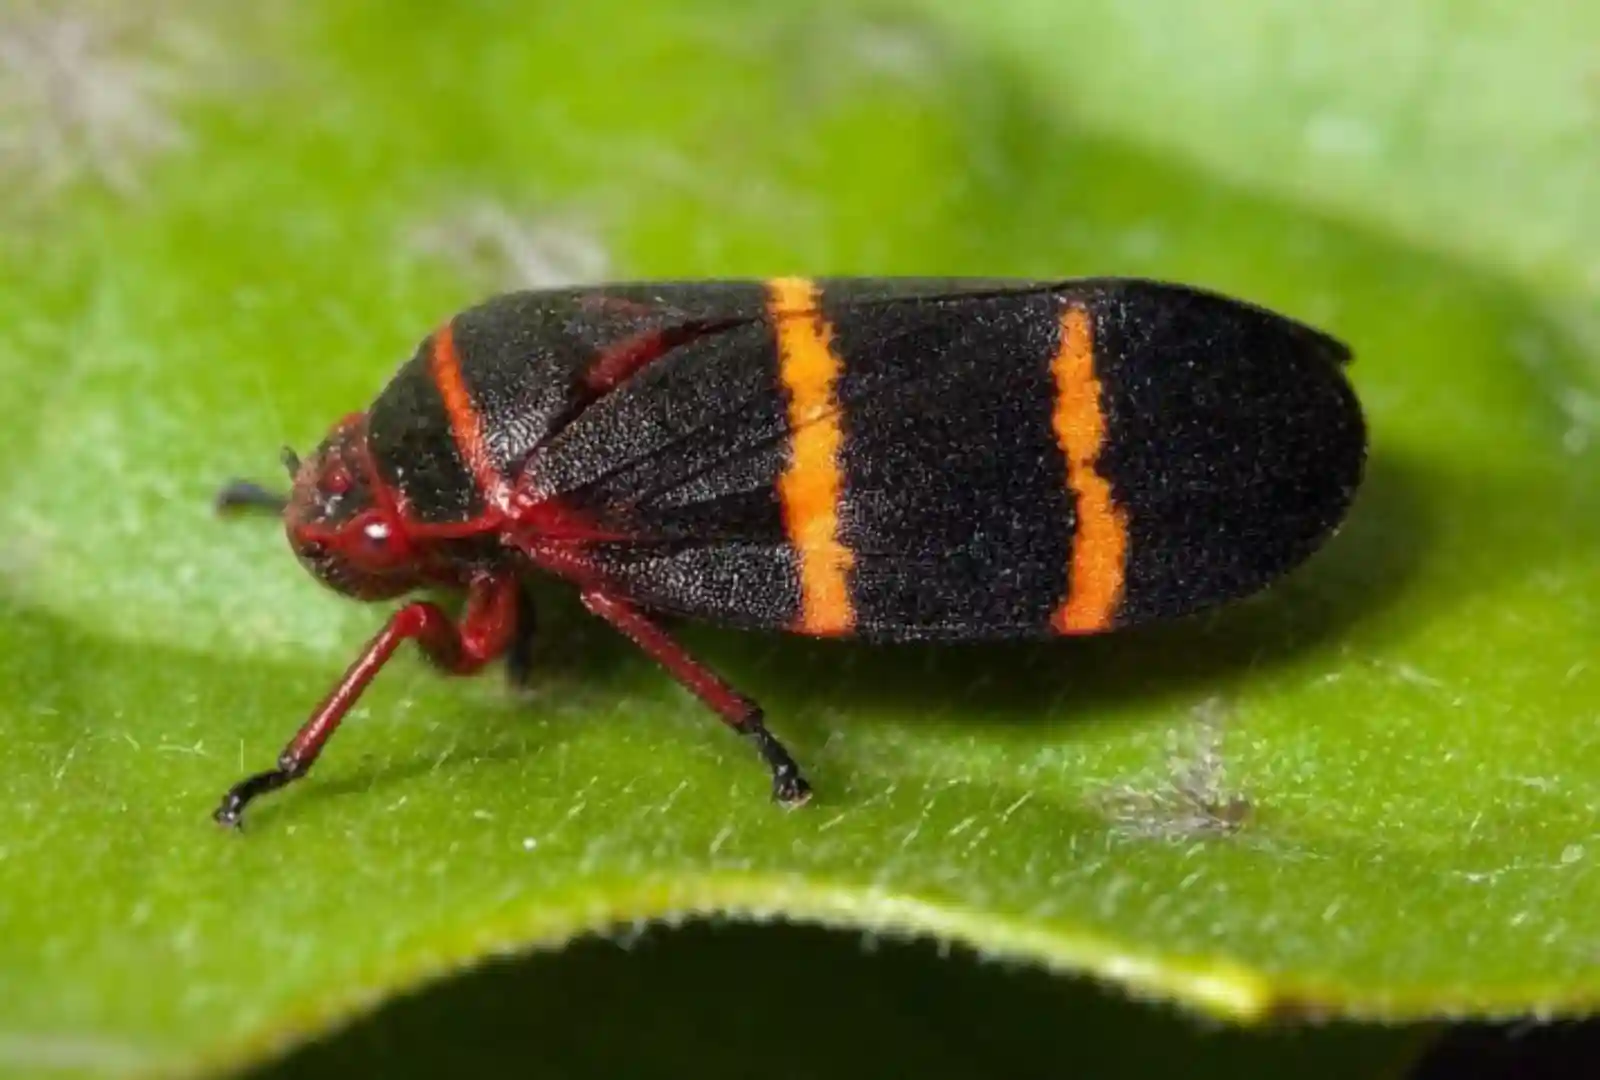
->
[[579, 587, 812, 807], [214, 573, 521, 827], [505, 582, 540, 692]]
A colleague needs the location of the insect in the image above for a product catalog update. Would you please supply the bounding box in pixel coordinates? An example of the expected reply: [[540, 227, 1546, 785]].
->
[[213, 276, 1366, 827]]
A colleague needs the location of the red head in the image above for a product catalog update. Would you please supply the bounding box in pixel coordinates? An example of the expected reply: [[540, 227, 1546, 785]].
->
[[282, 413, 422, 601]]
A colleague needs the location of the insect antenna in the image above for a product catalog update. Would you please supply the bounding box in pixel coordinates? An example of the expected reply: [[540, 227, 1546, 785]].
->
[[214, 447, 299, 515], [214, 480, 288, 515]]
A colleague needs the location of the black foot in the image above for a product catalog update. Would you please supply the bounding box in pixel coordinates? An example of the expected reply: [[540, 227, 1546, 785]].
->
[[737, 709, 812, 808], [772, 764, 813, 807], [212, 761, 300, 828], [215, 480, 288, 515]]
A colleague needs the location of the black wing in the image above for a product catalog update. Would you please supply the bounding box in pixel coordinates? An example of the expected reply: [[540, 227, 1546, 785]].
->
[[520, 277, 1365, 642]]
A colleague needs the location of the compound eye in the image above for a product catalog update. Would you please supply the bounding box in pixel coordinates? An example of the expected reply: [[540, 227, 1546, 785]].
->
[[322, 462, 354, 497]]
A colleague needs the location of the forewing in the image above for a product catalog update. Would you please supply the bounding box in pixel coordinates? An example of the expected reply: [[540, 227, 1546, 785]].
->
[[521, 278, 1364, 641]]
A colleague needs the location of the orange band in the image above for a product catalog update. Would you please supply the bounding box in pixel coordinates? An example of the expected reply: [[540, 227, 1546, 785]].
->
[[768, 277, 856, 636], [1050, 303, 1126, 632], [430, 322, 510, 510]]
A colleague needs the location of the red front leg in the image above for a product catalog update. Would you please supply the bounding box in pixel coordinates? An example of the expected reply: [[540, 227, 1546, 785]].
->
[[214, 573, 521, 827]]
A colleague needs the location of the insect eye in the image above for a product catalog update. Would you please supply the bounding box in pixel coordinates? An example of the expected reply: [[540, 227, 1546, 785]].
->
[[322, 463, 354, 496]]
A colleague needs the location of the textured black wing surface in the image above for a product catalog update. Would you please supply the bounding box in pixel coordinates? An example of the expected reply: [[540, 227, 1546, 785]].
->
[[521, 278, 1365, 640]]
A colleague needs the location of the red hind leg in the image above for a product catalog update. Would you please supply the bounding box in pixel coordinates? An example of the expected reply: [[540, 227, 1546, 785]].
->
[[214, 573, 521, 827], [499, 536, 812, 806], [579, 587, 811, 806]]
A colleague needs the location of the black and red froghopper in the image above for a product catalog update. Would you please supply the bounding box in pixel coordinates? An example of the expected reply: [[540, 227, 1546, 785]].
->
[[213, 277, 1367, 827]]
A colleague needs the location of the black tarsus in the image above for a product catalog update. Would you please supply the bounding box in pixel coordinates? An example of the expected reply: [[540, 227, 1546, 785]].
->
[[733, 705, 811, 805], [213, 752, 306, 828]]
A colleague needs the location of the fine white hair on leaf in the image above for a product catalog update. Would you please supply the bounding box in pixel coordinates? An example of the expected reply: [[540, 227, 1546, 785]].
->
[[0, 1, 212, 195], [406, 199, 612, 291], [1094, 696, 1254, 841]]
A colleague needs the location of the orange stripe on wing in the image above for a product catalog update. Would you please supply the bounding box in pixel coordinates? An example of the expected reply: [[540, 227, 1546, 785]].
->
[[1050, 302, 1128, 633], [429, 322, 511, 510], [767, 277, 855, 636]]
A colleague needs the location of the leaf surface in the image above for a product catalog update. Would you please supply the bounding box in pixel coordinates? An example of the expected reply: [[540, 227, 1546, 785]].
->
[[0, 1, 1595, 1076]]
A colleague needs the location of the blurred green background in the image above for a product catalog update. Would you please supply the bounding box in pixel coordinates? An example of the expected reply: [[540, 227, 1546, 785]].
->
[[1, 1, 1597, 1077]]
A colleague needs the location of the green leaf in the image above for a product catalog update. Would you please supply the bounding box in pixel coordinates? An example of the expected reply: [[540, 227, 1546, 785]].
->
[[1, 0, 1595, 1076], [250, 924, 1426, 1080], [918, 0, 1600, 304]]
